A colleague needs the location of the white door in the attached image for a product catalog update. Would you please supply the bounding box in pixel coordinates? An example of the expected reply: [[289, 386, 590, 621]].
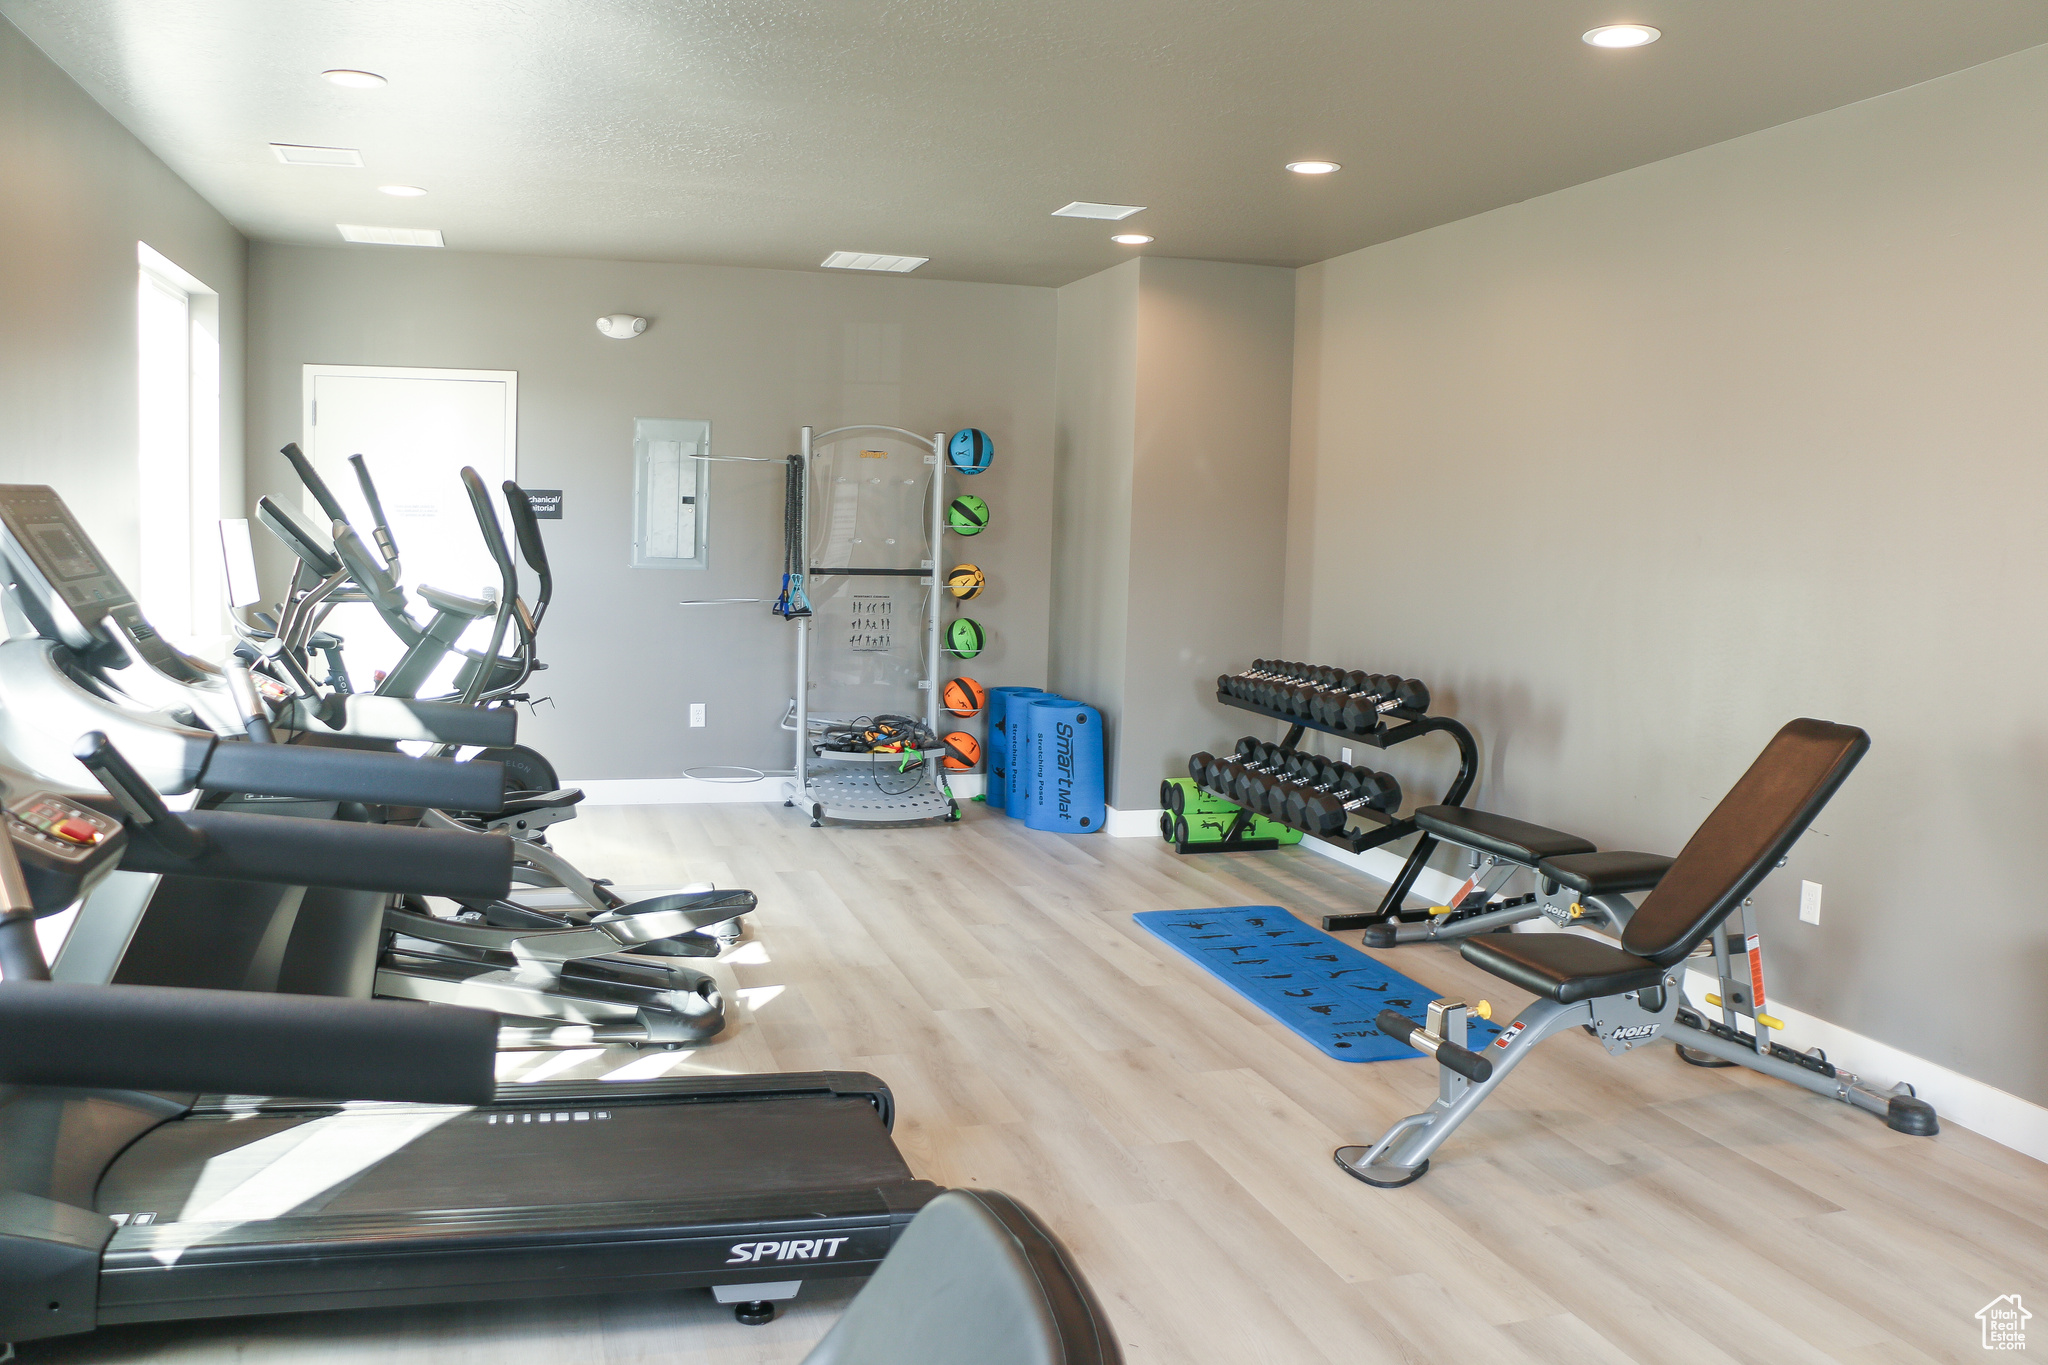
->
[[301, 365, 517, 689]]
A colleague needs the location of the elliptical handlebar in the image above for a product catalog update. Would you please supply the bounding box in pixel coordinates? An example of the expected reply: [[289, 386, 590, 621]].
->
[[280, 443, 354, 534], [349, 452, 401, 572], [501, 479, 554, 629], [458, 467, 519, 705]]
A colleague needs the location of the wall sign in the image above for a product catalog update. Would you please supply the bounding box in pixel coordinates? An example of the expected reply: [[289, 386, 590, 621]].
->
[[524, 489, 564, 520]]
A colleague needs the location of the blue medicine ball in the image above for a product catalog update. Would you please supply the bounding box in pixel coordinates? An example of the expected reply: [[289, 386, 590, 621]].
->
[[948, 428, 994, 475]]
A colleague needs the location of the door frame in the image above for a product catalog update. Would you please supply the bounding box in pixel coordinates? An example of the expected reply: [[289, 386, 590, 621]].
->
[[300, 364, 519, 482]]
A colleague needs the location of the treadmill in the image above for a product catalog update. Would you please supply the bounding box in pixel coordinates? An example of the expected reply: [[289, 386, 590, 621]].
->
[[0, 745, 940, 1351]]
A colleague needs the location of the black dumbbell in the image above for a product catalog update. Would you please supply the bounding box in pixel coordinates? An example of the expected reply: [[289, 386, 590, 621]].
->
[[1283, 760, 1361, 828], [1299, 768, 1403, 833], [1308, 670, 1376, 725], [1339, 677, 1430, 731]]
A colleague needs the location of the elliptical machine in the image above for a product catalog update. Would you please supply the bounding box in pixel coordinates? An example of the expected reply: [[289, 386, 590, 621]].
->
[[262, 445, 743, 960], [0, 482, 736, 1047]]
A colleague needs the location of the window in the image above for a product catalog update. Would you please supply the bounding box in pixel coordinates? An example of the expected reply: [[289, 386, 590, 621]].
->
[[136, 243, 222, 641]]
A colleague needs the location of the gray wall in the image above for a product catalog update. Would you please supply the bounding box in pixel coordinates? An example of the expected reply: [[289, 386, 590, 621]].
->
[[1048, 262, 1139, 786], [0, 14, 245, 582], [245, 243, 1055, 778], [1289, 44, 2048, 1103], [1052, 258, 1293, 808]]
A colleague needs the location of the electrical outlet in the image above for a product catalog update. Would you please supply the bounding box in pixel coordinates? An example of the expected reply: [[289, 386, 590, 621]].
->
[[1341, 747, 1353, 764], [689, 703, 706, 728], [1799, 880, 1822, 924]]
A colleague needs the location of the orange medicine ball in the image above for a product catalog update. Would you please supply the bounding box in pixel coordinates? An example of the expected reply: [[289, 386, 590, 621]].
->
[[942, 732, 981, 770], [942, 677, 987, 717]]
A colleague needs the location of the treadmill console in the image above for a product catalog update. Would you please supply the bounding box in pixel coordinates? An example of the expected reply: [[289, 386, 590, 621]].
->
[[0, 485, 201, 679], [0, 780, 124, 916]]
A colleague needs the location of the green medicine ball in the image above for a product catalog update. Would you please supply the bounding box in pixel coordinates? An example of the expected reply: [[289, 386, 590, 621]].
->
[[947, 617, 985, 659], [947, 495, 989, 536]]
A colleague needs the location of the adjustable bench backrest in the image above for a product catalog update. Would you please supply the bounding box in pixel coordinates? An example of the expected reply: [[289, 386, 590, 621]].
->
[[1619, 719, 1869, 968]]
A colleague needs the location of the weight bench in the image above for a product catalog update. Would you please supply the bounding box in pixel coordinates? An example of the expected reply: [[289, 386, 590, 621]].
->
[[1337, 719, 1936, 1188], [1363, 804, 1672, 948]]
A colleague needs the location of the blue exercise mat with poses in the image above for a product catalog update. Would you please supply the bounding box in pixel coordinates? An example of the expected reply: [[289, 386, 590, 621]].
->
[[1134, 906, 1506, 1062]]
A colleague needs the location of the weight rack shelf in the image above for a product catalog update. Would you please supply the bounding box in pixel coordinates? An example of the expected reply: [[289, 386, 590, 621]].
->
[[1174, 781, 1414, 857], [1204, 686, 1482, 932]]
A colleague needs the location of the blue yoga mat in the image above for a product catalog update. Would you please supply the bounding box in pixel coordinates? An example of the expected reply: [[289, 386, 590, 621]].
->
[[1134, 906, 1508, 1063]]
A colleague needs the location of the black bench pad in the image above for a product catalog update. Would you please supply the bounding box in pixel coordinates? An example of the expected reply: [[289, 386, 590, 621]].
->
[[1460, 933, 1666, 1004], [1536, 850, 1673, 896], [1412, 806, 1596, 864]]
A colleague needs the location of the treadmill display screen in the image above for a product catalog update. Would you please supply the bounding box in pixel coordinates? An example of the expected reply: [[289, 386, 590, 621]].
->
[[0, 487, 135, 630], [27, 522, 100, 583]]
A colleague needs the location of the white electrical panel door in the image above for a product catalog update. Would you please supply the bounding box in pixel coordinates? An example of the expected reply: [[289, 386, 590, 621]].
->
[[633, 418, 710, 569]]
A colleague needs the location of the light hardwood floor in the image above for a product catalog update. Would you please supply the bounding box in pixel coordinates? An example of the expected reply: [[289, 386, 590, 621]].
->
[[32, 802, 2046, 1364]]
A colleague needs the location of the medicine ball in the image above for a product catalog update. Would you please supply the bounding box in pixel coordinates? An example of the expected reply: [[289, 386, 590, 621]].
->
[[946, 617, 985, 659], [946, 563, 985, 599], [947, 495, 989, 536], [942, 732, 982, 770], [942, 676, 987, 717], [948, 428, 994, 475]]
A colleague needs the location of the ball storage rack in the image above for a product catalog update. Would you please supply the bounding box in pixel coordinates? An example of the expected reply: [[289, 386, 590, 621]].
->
[[787, 425, 958, 827], [1198, 675, 1480, 931]]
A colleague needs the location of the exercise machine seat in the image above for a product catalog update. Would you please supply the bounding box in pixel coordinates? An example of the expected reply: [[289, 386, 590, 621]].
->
[[800, 1189, 1121, 1365], [416, 583, 497, 620], [1411, 806, 1595, 865], [1536, 850, 1674, 895], [1458, 934, 1665, 1004]]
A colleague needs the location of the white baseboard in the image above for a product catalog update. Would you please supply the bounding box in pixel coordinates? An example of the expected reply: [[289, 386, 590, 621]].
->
[[566, 772, 986, 805], [1105, 805, 1163, 837], [563, 777, 790, 805], [1673, 974, 2048, 1164], [1299, 834, 2048, 1162], [1298, 832, 1471, 904]]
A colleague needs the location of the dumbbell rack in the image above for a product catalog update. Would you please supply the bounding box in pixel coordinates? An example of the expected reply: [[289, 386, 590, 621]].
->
[[1210, 686, 1479, 931]]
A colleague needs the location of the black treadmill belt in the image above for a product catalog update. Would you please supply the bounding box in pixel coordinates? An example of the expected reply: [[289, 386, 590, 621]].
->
[[98, 1095, 911, 1221], [91, 1086, 943, 1324]]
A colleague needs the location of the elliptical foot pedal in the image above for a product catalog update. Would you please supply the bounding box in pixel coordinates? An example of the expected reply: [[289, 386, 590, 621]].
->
[[1332, 1146, 1428, 1188], [734, 1300, 776, 1326]]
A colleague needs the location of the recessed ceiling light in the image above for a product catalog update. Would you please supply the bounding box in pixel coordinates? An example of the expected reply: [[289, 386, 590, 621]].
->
[[271, 143, 364, 167], [1582, 24, 1660, 47], [321, 69, 387, 88], [378, 185, 427, 197], [1052, 202, 1146, 220], [821, 251, 928, 272], [337, 224, 445, 247], [1285, 161, 1341, 175], [1110, 234, 1153, 246]]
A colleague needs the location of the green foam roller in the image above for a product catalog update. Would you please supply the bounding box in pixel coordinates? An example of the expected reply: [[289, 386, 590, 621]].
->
[[1174, 810, 1303, 847], [1161, 777, 1242, 817]]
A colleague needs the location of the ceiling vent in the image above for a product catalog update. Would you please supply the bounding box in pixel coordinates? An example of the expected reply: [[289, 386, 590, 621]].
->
[[821, 251, 928, 273], [271, 143, 364, 166], [337, 224, 445, 247], [1051, 202, 1145, 220]]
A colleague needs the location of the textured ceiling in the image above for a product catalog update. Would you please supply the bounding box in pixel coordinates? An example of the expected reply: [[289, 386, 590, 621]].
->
[[7, 0, 2048, 286]]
